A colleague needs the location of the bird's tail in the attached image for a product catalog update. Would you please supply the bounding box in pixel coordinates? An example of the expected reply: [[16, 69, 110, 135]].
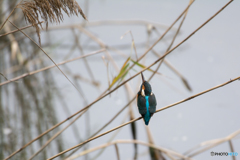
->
[[144, 120, 150, 125], [144, 114, 151, 125]]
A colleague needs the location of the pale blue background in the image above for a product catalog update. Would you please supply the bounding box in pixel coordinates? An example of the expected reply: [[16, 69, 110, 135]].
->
[[41, 0, 240, 159]]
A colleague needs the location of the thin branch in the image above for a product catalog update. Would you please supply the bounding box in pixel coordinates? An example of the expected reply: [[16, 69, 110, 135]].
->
[[97, 0, 194, 99], [0, 20, 174, 52], [0, 73, 17, 83], [94, 0, 194, 95], [114, 144, 120, 160], [228, 140, 236, 160], [0, 0, 23, 30], [8, 20, 86, 96], [143, 8, 193, 157], [5, 1, 233, 159], [0, 49, 105, 87], [187, 129, 240, 157], [136, 0, 194, 63], [65, 55, 163, 158], [65, 140, 192, 160], [120, 30, 138, 60], [72, 29, 96, 82], [64, 96, 136, 158], [101, 0, 233, 99], [89, 112, 129, 160], [151, 0, 192, 92], [78, 20, 175, 30], [28, 110, 87, 160], [48, 75, 239, 160], [51, 0, 194, 83], [0, 21, 44, 38]]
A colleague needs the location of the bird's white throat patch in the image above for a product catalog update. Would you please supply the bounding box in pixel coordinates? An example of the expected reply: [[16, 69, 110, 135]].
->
[[141, 89, 145, 96]]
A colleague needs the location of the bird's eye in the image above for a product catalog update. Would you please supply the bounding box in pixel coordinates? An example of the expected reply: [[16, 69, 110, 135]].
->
[[150, 92, 153, 95], [141, 89, 145, 96]]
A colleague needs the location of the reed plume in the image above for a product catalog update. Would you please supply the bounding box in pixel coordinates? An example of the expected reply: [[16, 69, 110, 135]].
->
[[17, 0, 87, 44]]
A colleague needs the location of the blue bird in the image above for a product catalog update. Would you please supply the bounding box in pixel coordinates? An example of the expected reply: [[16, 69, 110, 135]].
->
[[137, 72, 157, 125]]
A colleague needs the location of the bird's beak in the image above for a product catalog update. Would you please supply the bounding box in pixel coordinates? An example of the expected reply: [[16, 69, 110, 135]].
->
[[141, 72, 145, 82]]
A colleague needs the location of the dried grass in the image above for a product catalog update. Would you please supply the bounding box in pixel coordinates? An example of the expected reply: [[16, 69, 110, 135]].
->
[[1, 0, 237, 160], [17, 0, 87, 44]]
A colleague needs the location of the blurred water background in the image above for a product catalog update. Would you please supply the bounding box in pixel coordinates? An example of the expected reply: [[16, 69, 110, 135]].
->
[[40, 0, 240, 159], [2, 0, 240, 159]]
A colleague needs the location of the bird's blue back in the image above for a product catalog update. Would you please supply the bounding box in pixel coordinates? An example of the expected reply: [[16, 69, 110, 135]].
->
[[144, 96, 151, 125], [137, 79, 157, 125]]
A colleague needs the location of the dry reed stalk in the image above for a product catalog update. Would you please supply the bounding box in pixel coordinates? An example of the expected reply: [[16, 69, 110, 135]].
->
[[28, 109, 87, 160], [74, 21, 165, 160], [3, 21, 21, 62], [100, 0, 233, 100], [5, 1, 233, 159], [65, 71, 100, 87], [48, 74, 239, 160], [108, 45, 188, 92], [76, 24, 141, 159], [8, 20, 95, 98], [185, 129, 240, 157], [114, 144, 120, 160], [65, 139, 192, 160], [0, 49, 105, 87], [228, 140, 236, 160], [149, 0, 193, 93], [95, 0, 194, 97], [0, 21, 44, 37], [135, 0, 194, 63], [83, 112, 129, 160], [146, 126, 165, 160], [120, 30, 138, 60], [77, 20, 174, 29], [0, 20, 172, 52], [51, 15, 235, 155], [0, 0, 23, 30], [140, 4, 195, 156], [117, 0, 194, 94], [142, 12, 193, 160], [153, 50, 192, 91], [63, 96, 136, 158], [72, 29, 97, 85], [16, 0, 87, 43]]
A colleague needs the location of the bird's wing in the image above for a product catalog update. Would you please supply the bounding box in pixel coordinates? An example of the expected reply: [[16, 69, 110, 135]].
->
[[149, 93, 157, 116], [137, 92, 147, 116]]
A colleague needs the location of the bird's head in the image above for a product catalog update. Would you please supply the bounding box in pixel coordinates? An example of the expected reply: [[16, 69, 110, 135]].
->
[[140, 72, 152, 96]]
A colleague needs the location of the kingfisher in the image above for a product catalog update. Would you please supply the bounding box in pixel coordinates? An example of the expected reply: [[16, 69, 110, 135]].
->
[[137, 72, 157, 125]]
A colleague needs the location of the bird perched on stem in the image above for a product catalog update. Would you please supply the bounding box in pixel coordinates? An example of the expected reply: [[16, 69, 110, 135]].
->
[[137, 72, 157, 125]]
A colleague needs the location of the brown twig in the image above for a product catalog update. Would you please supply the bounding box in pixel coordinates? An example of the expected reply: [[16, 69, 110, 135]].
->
[[5, 1, 233, 159], [28, 110, 87, 160], [16, 0, 87, 43], [64, 41, 165, 159], [114, 144, 120, 160], [48, 74, 239, 159], [0, 21, 44, 38], [79, 20, 175, 30], [142, 4, 193, 157], [228, 140, 236, 160], [72, 29, 96, 82], [0, 49, 105, 87], [0, 0, 23, 31], [120, 30, 138, 60], [104, 0, 233, 99], [186, 129, 240, 157], [65, 140, 192, 160], [150, 0, 192, 92], [136, 0, 194, 63]]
